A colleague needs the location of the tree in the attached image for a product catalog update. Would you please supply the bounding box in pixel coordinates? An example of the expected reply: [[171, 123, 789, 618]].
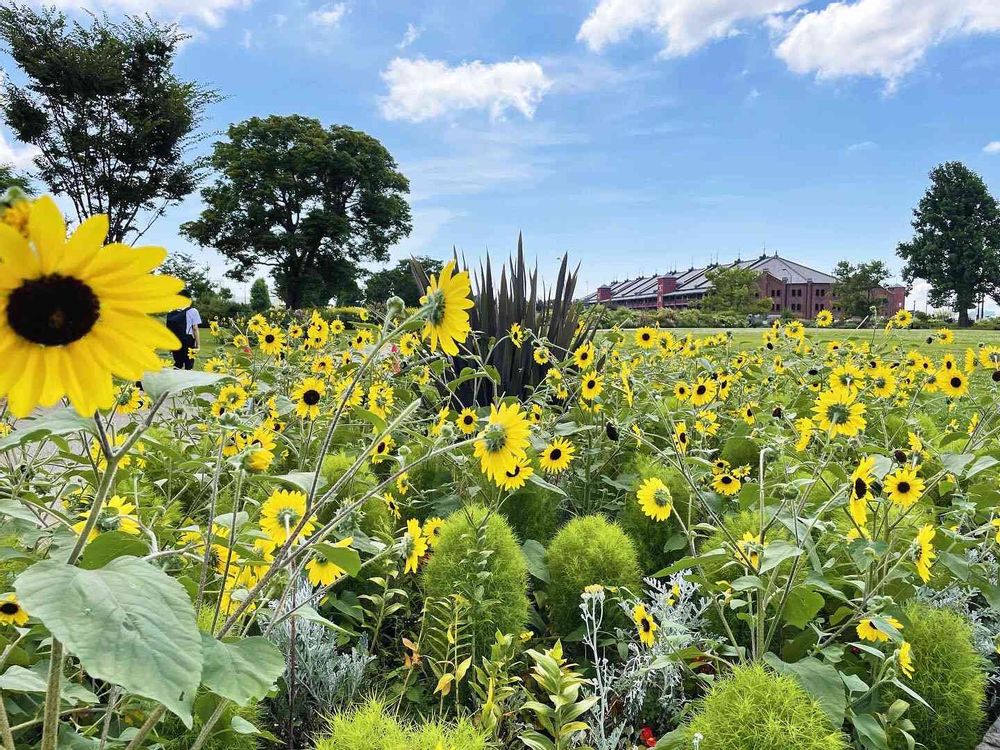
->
[[250, 278, 271, 312], [0, 163, 31, 193], [366, 256, 443, 306], [699, 265, 772, 315], [0, 5, 220, 243], [158, 252, 244, 320], [832, 260, 892, 319], [181, 115, 412, 309], [897, 162, 1000, 326]]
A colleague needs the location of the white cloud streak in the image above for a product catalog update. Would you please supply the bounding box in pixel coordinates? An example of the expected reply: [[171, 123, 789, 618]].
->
[[43, 0, 250, 28], [308, 3, 348, 28], [379, 57, 551, 122], [983, 141, 1000, 154]]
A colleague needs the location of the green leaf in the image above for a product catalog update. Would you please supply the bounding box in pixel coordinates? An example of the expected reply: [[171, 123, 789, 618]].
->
[[312, 543, 362, 576], [939, 453, 974, 476], [758, 540, 802, 573], [782, 586, 825, 629], [15, 556, 202, 726], [140, 368, 231, 400], [230, 716, 261, 735], [80, 532, 149, 570], [763, 654, 846, 727], [0, 409, 94, 452], [852, 712, 889, 750], [0, 665, 98, 705], [521, 540, 549, 583], [200, 635, 284, 706]]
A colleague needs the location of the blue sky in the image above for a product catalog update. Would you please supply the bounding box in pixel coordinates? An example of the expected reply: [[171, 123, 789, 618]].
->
[[4, 0, 1000, 310]]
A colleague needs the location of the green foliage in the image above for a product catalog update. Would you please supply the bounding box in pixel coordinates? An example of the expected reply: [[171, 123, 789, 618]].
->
[[159, 252, 248, 321], [160, 699, 262, 750], [182, 114, 412, 308], [887, 604, 986, 750], [545, 515, 641, 635], [618, 455, 691, 575], [317, 698, 488, 750], [422, 505, 530, 657], [519, 641, 597, 750], [249, 278, 271, 312], [719, 436, 761, 473], [501, 479, 562, 544], [699, 264, 773, 315], [897, 161, 1000, 326], [0, 5, 220, 243], [685, 663, 849, 750], [0, 164, 31, 193], [832, 260, 893, 319], [368, 256, 443, 306], [410, 238, 598, 405]]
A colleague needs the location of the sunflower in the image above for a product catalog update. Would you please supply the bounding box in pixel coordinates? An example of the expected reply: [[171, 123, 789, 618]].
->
[[847, 456, 875, 529], [978, 345, 1000, 370], [735, 531, 763, 570], [405, 519, 428, 574], [305, 537, 354, 586], [580, 371, 603, 401], [371, 433, 396, 464], [856, 615, 903, 643], [632, 603, 658, 647], [509, 322, 525, 348], [893, 310, 913, 328], [383, 492, 401, 519], [829, 362, 865, 393], [689, 376, 717, 407], [635, 327, 657, 349], [913, 524, 936, 583], [812, 388, 866, 438], [0, 196, 185, 416], [420, 260, 473, 356], [498, 458, 534, 491], [258, 326, 285, 356], [330, 318, 345, 335], [473, 402, 531, 484], [287, 323, 303, 339], [260, 489, 314, 546], [72, 494, 140, 542], [637, 476, 673, 521], [673, 421, 688, 454], [573, 342, 595, 369], [870, 365, 896, 398], [539, 437, 575, 474], [367, 381, 395, 419], [423, 517, 444, 548], [898, 640, 915, 678], [456, 407, 478, 434], [815, 309, 833, 327], [0, 593, 28, 626], [673, 381, 690, 401], [398, 331, 419, 357], [292, 377, 326, 420], [885, 466, 924, 508], [533, 346, 550, 365], [938, 369, 969, 398], [711, 473, 741, 496], [311, 354, 334, 375], [218, 384, 248, 410]]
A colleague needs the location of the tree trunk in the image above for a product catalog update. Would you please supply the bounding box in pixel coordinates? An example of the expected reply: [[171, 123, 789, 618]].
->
[[958, 307, 972, 327]]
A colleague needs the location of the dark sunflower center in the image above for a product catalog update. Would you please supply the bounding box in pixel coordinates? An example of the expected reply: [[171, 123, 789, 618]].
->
[[696, 385, 706, 395], [7, 274, 100, 346], [586, 379, 596, 389], [303, 389, 321, 406], [463, 415, 474, 425], [721, 475, 733, 485], [641, 619, 651, 632], [897, 481, 911, 494], [641, 333, 650, 341], [0, 602, 19, 615], [549, 448, 562, 461], [265, 334, 275, 343], [950, 376, 962, 388], [854, 478, 867, 497]]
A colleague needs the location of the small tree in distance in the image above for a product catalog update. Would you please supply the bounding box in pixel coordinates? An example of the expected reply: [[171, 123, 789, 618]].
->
[[699, 265, 772, 315], [366, 256, 443, 306], [250, 278, 271, 312], [832, 260, 891, 319]]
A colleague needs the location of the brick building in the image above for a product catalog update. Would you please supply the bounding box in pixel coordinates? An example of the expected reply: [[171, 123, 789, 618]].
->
[[581, 253, 906, 319]]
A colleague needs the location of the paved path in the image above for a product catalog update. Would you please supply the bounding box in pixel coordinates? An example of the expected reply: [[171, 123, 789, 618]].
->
[[979, 717, 1000, 750]]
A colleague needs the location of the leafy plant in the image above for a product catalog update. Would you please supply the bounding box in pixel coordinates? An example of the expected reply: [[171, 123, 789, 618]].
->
[[316, 698, 489, 750], [519, 641, 597, 750]]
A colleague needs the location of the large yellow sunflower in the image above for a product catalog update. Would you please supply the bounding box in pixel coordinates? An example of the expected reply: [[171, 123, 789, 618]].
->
[[539, 437, 575, 474], [812, 388, 866, 437], [913, 524, 936, 582], [292, 377, 326, 420], [473, 402, 531, 484], [420, 260, 473, 356], [885, 466, 924, 507], [0, 196, 184, 416], [632, 603, 657, 647], [259, 489, 314, 546], [637, 476, 672, 521]]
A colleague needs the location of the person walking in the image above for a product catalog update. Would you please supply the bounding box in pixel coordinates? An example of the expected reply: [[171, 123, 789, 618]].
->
[[166, 289, 202, 370]]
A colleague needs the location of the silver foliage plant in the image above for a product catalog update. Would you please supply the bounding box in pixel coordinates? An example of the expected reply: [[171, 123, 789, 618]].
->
[[580, 572, 707, 750]]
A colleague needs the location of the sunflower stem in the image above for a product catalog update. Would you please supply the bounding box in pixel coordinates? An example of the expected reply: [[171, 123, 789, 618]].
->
[[0, 690, 15, 750]]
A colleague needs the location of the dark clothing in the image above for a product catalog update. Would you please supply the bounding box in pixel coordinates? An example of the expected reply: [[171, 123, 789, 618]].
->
[[172, 332, 196, 370]]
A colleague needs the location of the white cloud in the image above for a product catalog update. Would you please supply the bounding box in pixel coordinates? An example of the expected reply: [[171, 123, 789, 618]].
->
[[0, 132, 40, 171], [577, 0, 804, 57], [846, 140, 878, 151], [44, 0, 249, 28], [379, 57, 551, 122], [776, 0, 1000, 88], [397, 22, 421, 50], [984, 141, 1000, 154], [308, 3, 348, 28], [240, 29, 252, 48]]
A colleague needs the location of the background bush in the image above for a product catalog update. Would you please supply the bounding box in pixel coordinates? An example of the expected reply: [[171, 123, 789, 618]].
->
[[545, 514, 642, 635], [618, 455, 692, 575], [316, 698, 488, 750], [685, 663, 848, 750]]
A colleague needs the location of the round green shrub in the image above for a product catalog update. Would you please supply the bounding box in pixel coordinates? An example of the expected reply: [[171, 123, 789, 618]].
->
[[618, 455, 693, 575], [317, 698, 488, 750], [422, 504, 529, 655], [545, 515, 642, 635], [686, 663, 849, 750], [719, 436, 761, 474], [887, 603, 986, 750], [501, 480, 562, 544]]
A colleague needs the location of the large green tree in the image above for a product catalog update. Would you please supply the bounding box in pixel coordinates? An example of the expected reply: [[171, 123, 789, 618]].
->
[[0, 5, 219, 243], [366, 256, 443, 306], [181, 115, 412, 309], [832, 260, 892, 318], [897, 162, 1000, 326], [699, 265, 772, 315]]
